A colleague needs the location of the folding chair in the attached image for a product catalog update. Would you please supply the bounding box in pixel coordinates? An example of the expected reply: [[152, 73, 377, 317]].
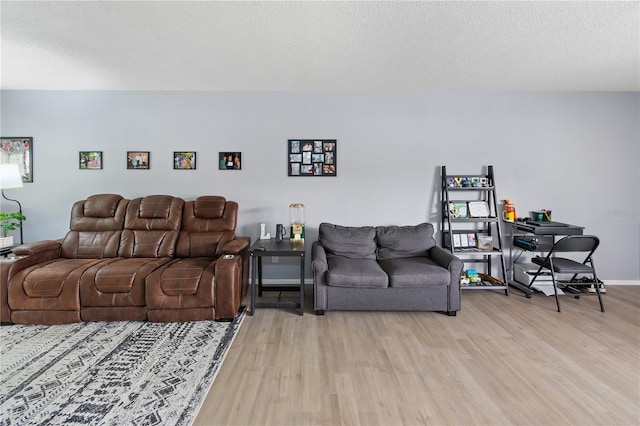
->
[[529, 235, 604, 313]]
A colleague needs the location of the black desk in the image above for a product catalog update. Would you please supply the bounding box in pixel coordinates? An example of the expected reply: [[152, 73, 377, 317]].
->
[[249, 238, 305, 316], [507, 221, 584, 296], [513, 221, 584, 236]]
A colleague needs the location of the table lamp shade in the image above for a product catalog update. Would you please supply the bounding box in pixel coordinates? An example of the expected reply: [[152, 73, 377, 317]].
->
[[0, 164, 24, 189]]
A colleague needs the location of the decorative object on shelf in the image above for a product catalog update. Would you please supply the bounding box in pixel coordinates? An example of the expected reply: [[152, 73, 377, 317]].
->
[[219, 152, 241, 170], [0, 163, 25, 245], [79, 151, 103, 169], [287, 139, 336, 176], [0, 137, 33, 183], [173, 151, 196, 169], [468, 201, 491, 217], [127, 151, 150, 169], [447, 176, 491, 188], [289, 203, 305, 240]]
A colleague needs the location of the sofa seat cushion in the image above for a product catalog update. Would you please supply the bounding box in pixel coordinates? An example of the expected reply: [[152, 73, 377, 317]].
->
[[378, 257, 450, 288], [80, 258, 172, 308], [156, 257, 215, 296], [319, 223, 377, 260], [376, 223, 436, 260], [145, 257, 217, 312], [326, 256, 388, 288], [11, 259, 105, 300]]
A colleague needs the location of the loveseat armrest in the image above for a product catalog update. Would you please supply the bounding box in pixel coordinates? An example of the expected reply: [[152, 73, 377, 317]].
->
[[311, 241, 328, 273], [428, 246, 464, 284], [220, 238, 249, 255]]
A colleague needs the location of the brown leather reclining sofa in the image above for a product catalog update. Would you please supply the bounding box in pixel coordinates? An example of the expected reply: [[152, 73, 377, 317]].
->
[[0, 194, 249, 324]]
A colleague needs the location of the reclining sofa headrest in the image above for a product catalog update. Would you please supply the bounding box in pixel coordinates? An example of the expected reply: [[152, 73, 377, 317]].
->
[[194, 196, 227, 219], [176, 196, 237, 257], [120, 195, 184, 258], [62, 194, 130, 259], [70, 194, 128, 231]]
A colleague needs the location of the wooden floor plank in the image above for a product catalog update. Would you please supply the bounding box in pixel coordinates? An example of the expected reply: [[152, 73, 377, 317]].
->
[[194, 286, 640, 426]]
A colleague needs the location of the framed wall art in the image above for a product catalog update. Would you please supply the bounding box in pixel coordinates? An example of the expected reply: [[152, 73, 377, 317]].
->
[[219, 152, 241, 170], [288, 139, 336, 177], [79, 151, 103, 169], [127, 151, 150, 169], [173, 151, 196, 170], [1, 137, 33, 182]]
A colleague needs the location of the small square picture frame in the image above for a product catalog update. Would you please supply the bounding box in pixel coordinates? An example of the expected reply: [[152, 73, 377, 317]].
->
[[79, 151, 103, 169], [219, 152, 242, 170], [127, 151, 150, 169], [173, 151, 196, 170]]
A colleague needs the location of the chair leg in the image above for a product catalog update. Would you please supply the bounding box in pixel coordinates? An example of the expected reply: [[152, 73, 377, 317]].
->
[[591, 260, 605, 312], [550, 269, 561, 313]]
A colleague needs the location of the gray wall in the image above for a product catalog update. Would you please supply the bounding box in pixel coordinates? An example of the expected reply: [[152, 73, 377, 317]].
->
[[1, 91, 638, 281]]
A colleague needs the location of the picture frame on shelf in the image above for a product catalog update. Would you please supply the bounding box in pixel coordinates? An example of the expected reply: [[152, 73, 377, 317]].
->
[[219, 152, 241, 170], [467, 233, 477, 248], [79, 151, 103, 169], [477, 234, 494, 250], [468, 201, 491, 217], [288, 139, 336, 177], [448, 202, 468, 218], [1, 137, 33, 182], [173, 151, 196, 170], [127, 151, 150, 169]]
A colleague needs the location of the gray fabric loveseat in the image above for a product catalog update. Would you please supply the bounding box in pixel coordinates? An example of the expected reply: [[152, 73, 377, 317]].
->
[[312, 222, 463, 316]]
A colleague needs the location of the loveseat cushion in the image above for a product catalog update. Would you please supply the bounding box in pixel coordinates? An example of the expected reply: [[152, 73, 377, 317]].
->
[[326, 257, 388, 288], [319, 223, 376, 260], [376, 223, 436, 260], [378, 257, 451, 288]]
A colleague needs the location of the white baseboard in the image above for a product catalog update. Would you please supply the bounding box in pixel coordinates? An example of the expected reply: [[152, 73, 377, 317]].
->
[[603, 280, 640, 286], [258, 278, 313, 285], [257, 279, 640, 286]]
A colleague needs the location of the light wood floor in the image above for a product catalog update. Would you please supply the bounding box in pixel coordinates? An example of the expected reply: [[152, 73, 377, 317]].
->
[[194, 286, 640, 426]]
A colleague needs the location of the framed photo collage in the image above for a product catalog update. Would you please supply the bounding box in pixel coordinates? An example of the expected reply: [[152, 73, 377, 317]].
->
[[288, 139, 337, 177]]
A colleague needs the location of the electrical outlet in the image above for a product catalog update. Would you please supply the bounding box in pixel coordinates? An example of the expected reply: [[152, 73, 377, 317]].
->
[[272, 256, 279, 263]]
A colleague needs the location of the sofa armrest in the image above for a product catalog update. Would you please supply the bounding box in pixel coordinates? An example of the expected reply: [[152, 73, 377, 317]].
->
[[220, 238, 249, 255], [428, 246, 464, 283], [12, 239, 62, 257], [311, 241, 328, 273], [1, 240, 63, 323]]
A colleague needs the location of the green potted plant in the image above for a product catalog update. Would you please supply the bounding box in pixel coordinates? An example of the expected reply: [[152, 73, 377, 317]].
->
[[0, 211, 26, 248]]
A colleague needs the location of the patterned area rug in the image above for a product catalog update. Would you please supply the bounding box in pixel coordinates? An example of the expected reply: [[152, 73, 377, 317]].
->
[[0, 309, 245, 426]]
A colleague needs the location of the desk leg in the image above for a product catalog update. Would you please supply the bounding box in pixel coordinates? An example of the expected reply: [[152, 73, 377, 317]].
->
[[258, 257, 263, 297], [299, 255, 305, 316], [250, 254, 256, 315]]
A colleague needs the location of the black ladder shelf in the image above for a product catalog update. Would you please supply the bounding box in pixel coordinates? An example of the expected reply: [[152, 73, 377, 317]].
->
[[441, 165, 509, 295]]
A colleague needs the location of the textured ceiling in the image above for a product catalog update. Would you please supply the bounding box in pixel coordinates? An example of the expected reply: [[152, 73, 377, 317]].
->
[[1, 0, 639, 91]]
